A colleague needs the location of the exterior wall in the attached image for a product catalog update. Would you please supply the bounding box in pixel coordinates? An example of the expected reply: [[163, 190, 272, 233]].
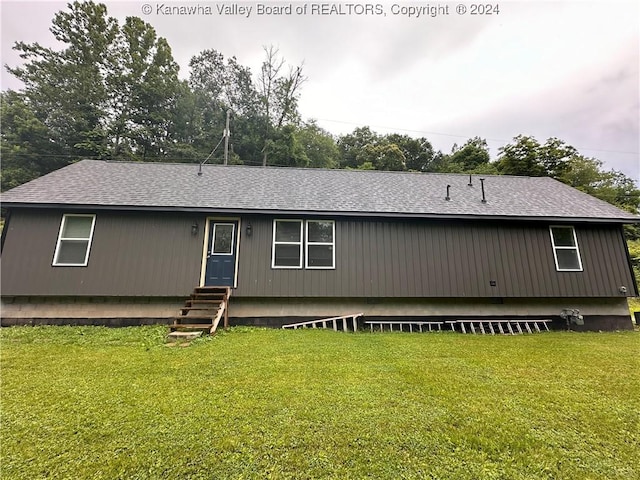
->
[[1, 209, 204, 296], [1, 209, 635, 302], [235, 216, 636, 299]]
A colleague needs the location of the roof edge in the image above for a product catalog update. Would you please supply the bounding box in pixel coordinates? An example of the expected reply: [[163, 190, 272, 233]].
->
[[3, 202, 638, 224]]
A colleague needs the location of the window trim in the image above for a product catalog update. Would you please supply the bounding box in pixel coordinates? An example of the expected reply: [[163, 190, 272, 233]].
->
[[305, 220, 335, 270], [52, 214, 97, 267], [549, 225, 583, 272], [272, 219, 303, 269]]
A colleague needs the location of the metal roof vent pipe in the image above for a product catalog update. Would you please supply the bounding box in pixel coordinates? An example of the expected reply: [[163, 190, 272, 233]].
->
[[445, 184, 451, 201], [480, 178, 487, 203], [468, 174, 473, 187]]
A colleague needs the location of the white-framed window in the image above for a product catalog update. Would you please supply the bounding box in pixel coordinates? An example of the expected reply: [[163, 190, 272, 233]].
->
[[306, 220, 335, 269], [52, 214, 96, 266], [271, 219, 336, 269], [272, 220, 303, 268], [549, 226, 583, 272]]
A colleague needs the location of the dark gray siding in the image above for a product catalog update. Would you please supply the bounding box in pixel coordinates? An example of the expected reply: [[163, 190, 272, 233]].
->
[[234, 216, 635, 298], [1, 209, 203, 296], [2, 210, 635, 299]]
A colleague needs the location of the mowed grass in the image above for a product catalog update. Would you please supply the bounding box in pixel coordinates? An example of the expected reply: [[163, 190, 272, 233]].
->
[[1, 327, 639, 479]]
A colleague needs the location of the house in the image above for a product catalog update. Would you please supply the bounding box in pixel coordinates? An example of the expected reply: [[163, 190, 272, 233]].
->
[[1, 159, 638, 331]]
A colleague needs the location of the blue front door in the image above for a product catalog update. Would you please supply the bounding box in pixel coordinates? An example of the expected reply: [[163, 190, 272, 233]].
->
[[204, 221, 238, 286]]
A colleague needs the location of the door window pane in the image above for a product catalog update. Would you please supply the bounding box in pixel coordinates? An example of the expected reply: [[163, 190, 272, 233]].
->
[[213, 224, 234, 254]]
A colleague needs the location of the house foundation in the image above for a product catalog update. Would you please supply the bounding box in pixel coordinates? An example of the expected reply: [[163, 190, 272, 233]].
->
[[1, 295, 633, 331]]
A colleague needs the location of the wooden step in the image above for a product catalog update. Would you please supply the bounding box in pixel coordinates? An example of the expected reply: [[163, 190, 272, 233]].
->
[[174, 315, 215, 321], [185, 300, 223, 306], [191, 294, 226, 300], [194, 287, 229, 294], [170, 324, 213, 331], [181, 306, 220, 313]]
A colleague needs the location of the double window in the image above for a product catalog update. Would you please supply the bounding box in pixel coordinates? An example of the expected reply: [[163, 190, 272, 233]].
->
[[272, 220, 335, 269], [53, 214, 96, 266], [549, 226, 583, 271]]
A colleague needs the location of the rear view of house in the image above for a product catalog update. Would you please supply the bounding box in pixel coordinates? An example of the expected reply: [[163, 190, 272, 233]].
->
[[1, 160, 637, 330]]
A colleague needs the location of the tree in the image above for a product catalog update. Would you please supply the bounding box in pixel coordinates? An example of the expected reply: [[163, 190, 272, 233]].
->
[[296, 121, 340, 169], [5, 1, 185, 165], [7, 1, 118, 160], [497, 135, 546, 176], [557, 155, 640, 215], [257, 46, 306, 166], [447, 137, 490, 171], [356, 143, 405, 171], [337, 127, 381, 169], [0, 91, 66, 191], [112, 17, 182, 160], [385, 134, 436, 172]]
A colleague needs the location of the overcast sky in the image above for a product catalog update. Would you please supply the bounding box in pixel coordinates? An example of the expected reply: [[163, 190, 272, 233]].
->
[[2, 0, 639, 181]]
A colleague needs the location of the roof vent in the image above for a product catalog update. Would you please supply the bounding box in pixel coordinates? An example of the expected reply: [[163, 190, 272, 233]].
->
[[445, 185, 451, 201], [480, 178, 487, 204], [468, 174, 473, 187]]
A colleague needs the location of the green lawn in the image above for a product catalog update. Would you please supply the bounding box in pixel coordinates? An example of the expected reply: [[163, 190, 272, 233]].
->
[[1, 327, 639, 480]]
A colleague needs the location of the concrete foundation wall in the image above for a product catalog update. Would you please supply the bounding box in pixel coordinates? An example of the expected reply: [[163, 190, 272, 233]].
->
[[1, 295, 633, 331], [228, 296, 631, 318]]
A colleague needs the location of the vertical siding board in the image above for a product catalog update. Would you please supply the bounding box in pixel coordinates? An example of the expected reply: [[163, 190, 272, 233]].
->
[[435, 223, 446, 297], [419, 222, 431, 295], [477, 225, 494, 297], [535, 227, 554, 298], [396, 224, 408, 296], [582, 228, 602, 296], [607, 226, 634, 294], [525, 227, 544, 297], [410, 224, 422, 296], [490, 225, 508, 297]]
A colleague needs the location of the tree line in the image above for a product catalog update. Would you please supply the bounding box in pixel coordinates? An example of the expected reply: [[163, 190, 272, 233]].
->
[[2, 0, 638, 224]]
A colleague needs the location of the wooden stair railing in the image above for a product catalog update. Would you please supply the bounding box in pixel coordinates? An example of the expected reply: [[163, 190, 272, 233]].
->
[[170, 286, 231, 335]]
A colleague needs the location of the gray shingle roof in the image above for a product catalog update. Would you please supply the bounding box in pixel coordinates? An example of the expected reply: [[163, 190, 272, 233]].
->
[[1, 159, 637, 222]]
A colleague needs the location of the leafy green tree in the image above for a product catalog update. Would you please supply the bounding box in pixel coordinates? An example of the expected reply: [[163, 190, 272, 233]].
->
[[356, 143, 405, 171], [263, 124, 308, 167], [448, 137, 491, 171], [385, 134, 436, 172], [7, 1, 118, 160], [558, 155, 640, 214], [5, 1, 184, 166], [337, 127, 381, 169], [296, 121, 340, 168], [0, 91, 66, 191], [188, 49, 261, 163], [114, 18, 181, 160], [497, 135, 546, 176], [257, 46, 306, 166]]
